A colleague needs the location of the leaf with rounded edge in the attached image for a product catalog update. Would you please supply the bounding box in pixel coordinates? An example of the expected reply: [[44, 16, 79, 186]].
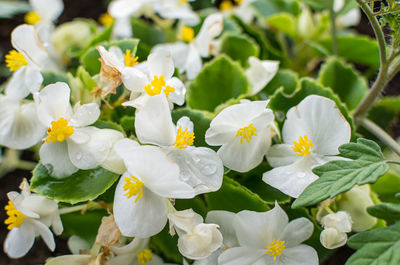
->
[[42, 72, 69, 87], [31, 164, 120, 204], [186, 55, 249, 112], [318, 57, 368, 110], [346, 221, 400, 265], [251, 0, 301, 18], [220, 33, 259, 67], [205, 176, 270, 213], [368, 202, 400, 225], [258, 69, 299, 98], [292, 138, 389, 209]]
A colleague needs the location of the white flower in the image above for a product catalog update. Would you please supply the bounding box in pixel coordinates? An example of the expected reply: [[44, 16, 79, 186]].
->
[[205, 100, 276, 172], [219, 0, 256, 23], [333, 0, 361, 28], [263, 95, 351, 198], [319, 211, 352, 249], [152, 13, 223, 80], [3, 180, 63, 258], [122, 49, 186, 109], [245, 57, 279, 96], [168, 209, 223, 260], [113, 139, 195, 237], [218, 203, 318, 265], [35, 82, 124, 178], [155, 0, 199, 25], [133, 95, 223, 195], [320, 228, 348, 250]]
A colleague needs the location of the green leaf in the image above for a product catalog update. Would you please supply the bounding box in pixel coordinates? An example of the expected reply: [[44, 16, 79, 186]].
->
[[258, 69, 299, 98], [61, 209, 107, 244], [368, 96, 400, 132], [171, 108, 213, 149], [300, 0, 329, 9], [92, 119, 125, 135], [251, 0, 301, 18], [292, 138, 390, 208], [318, 57, 368, 110], [71, 24, 114, 58], [186, 55, 249, 112], [80, 39, 139, 75], [317, 36, 380, 70], [368, 202, 400, 224], [205, 176, 270, 213], [149, 226, 181, 264], [220, 33, 259, 67], [346, 221, 400, 265], [31, 164, 120, 204], [41, 72, 70, 86], [131, 18, 175, 46], [371, 172, 400, 202], [175, 197, 208, 217], [266, 13, 297, 38]]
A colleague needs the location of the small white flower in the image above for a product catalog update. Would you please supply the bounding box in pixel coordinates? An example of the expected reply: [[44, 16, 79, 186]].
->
[[319, 211, 352, 249], [3, 180, 62, 258], [205, 100, 277, 172], [35, 82, 124, 178], [113, 139, 195, 237], [245, 56, 279, 95], [168, 209, 223, 260], [263, 95, 351, 198], [218, 203, 318, 265], [153, 13, 223, 80], [320, 227, 348, 250], [219, 0, 255, 23]]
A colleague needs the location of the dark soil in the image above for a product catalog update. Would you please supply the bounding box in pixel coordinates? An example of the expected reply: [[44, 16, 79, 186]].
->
[[0, 1, 398, 265]]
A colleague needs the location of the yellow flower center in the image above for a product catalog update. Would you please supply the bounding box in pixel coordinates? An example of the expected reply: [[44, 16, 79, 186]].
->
[[137, 249, 153, 265], [5, 50, 28, 72], [179, 0, 188, 3], [45, 118, 74, 143], [180, 27, 194, 42], [174, 126, 195, 149], [99, 12, 114, 26], [236, 124, 257, 144], [123, 175, 144, 203], [4, 201, 25, 230], [265, 238, 285, 261], [144, 75, 175, 98], [124, 49, 139, 67], [220, 0, 233, 11], [292, 135, 313, 156], [25, 11, 41, 25]]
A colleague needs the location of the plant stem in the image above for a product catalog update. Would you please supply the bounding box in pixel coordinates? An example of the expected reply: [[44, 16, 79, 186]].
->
[[357, 118, 400, 156], [329, 1, 338, 55], [386, 160, 400, 165], [59, 202, 102, 215]]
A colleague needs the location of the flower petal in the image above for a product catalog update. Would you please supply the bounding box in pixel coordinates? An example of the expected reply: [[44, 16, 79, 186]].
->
[[4, 222, 35, 258], [6, 66, 43, 100], [121, 67, 149, 92], [31, 0, 63, 22], [31, 219, 55, 251], [245, 57, 279, 96], [194, 14, 223, 57], [206, 210, 238, 248], [40, 141, 78, 178], [166, 77, 186, 106], [280, 218, 314, 247], [266, 144, 300, 168], [278, 244, 319, 265], [148, 49, 174, 80], [218, 247, 265, 265], [69, 103, 100, 127]]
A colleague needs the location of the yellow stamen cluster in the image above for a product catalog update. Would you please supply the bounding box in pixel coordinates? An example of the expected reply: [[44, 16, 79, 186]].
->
[[292, 135, 313, 156], [4, 201, 25, 230], [144, 75, 175, 97], [99, 12, 114, 26], [265, 238, 285, 260], [124, 49, 139, 67], [5, 50, 28, 72], [174, 126, 195, 149], [45, 118, 74, 143], [180, 27, 194, 42], [137, 249, 153, 265], [123, 175, 144, 203], [236, 124, 257, 144], [25, 11, 41, 25], [220, 0, 233, 11]]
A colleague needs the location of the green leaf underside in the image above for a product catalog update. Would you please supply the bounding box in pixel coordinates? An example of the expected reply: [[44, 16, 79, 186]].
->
[[31, 164, 120, 204], [293, 139, 389, 208], [367, 202, 400, 224], [346, 221, 400, 265], [186, 55, 249, 112], [205, 176, 270, 213]]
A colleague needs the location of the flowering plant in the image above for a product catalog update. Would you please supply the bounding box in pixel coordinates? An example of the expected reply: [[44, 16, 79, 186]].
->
[[1, 0, 400, 265]]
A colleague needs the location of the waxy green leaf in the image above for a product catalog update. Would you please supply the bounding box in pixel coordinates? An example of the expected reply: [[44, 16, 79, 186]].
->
[[367, 202, 400, 225], [220, 33, 259, 67]]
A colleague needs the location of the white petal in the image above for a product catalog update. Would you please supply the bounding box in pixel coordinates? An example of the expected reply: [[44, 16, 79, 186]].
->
[[35, 82, 73, 126], [234, 203, 288, 249], [321, 211, 352, 233], [282, 95, 351, 155], [97, 45, 125, 72], [277, 244, 319, 265], [68, 236, 90, 255], [122, 67, 149, 92], [169, 208, 203, 236], [148, 49, 174, 79], [280, 218, 314, 247], [166, 147, 224, 195], [109, 0, 144, 18], [110, 237, 148, 255], [69, 103, 100, 127], [99, 131, 126, 174], [40, 141, 78, 178], [338, 8, 361, 27], [31, 0, 63, 21], [262, 156, 318, 198], [206, 210, 238, 248], [192, 249, 222, 265], [113, 175, 168, 237], [0, 98, 45, 150], [51, 213, 63, 235], [218, 247, 265, 265], [31, 219, 55, 251], [21, 194, 57, 216], [320, 227, 347, 249], [6, 66, 43, 100], [44, 255, 90, 265], [183, 45, 202, 80], [114, 138, 140, 157], [4, 222, 35, 258], [176, 116, 193, 133], [245, 57, 279, 96], [266, 144, 300, 168], [8, 192, 40, 218], [194, 14, 223, 57], [166, 77, 186, 106], [112, 17, 133, 39], [156, 3, 199, 25], [135, 94, 176, 146]]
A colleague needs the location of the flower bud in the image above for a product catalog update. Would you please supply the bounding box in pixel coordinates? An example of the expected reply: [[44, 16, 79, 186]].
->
[[321, 211, 352, 233], [320, 227, 347, 249]]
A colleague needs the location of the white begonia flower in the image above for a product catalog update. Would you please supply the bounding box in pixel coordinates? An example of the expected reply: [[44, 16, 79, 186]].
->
[[218, 202, 318, 265], [152, 13, 223, 80], [35, 82, 124, 178], [205, 100, 277, 172], [319, 211, 352, 249], [155, 0, 199, 25], [219, 0, 256, 24], [168, 209, 223, 260], [245, 57, 279, 96], [113, 138, 196, 238], [133, 95, 223, 195], [263, 95, 351, 198], [3, 180, 63, 258]]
